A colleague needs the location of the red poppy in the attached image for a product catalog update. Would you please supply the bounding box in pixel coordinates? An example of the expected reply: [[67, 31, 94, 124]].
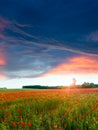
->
[[76, 128, 79, 130], [28, 123, 32, 127], [12, 121, 16, 126], [53, 123, 57, 129], [21, 122, 25, 127]]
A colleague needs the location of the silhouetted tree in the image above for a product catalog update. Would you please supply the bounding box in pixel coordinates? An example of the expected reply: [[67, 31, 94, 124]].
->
[[81, 82, 94, 88]]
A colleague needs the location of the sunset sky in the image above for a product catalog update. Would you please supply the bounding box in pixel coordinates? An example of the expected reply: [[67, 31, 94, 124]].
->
[[0, 0, 98, 88]]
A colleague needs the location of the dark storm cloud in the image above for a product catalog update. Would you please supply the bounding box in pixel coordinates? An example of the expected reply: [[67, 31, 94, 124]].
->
[[0, 0, 98, 79]]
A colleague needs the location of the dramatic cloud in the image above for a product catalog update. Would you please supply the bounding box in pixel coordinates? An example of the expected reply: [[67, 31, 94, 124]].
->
[[0, 0, 98, 87], [41, 56, 98, 77]]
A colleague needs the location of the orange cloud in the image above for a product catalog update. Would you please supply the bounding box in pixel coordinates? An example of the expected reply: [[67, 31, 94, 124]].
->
[[41, 56, 98, 77], [0, 58, 6, 65], [0, 48, 6, 79], [0, 49, 6, 65], [0, 73, 6, 79], [0, 59, 5, 65]]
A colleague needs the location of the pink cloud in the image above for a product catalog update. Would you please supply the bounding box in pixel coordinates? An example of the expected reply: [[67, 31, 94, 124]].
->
[[0, 17, 10, 30], [0, 48, 6, 65], [0, 73, 6, 79], [0, 48, 6, 79], [41, 56, 98, 77]]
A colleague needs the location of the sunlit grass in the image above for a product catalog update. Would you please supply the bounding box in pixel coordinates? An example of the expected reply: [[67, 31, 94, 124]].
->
[[0, 89, 98, 130]]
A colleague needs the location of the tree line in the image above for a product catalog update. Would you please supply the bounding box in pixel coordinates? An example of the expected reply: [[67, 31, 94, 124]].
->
[[22, 83, 98, 89]]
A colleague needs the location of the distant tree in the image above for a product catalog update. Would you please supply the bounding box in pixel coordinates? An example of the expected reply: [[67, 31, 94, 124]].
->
[[0, 87, 7, 90], [89, 83, 95, 88], [81, 82, 94, 88], [4, 87, 7, 89], [23, 85, 49, 89]]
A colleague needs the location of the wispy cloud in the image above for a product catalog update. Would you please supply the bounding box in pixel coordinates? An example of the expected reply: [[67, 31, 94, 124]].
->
[[87, 31, 98, 42], [0, 17, 98, 58], [0, 17, 10, 29], [4, 37, 98, 57], [14, 22, 32, 28], [0, 17, 38, 41]]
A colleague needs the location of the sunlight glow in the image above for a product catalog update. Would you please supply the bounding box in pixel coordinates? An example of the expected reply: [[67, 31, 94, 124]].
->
[[0, 74, 98, 89]]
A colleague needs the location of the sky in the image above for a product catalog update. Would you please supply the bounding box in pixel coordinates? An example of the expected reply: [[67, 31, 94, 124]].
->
[[0, 0, 98, 88]]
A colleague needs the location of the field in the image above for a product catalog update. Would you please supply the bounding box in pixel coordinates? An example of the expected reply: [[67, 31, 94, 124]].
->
[[0, 88, 98, 130]]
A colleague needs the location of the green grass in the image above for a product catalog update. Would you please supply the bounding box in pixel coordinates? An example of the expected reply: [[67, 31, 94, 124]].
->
[[0, 90, 98, 130]]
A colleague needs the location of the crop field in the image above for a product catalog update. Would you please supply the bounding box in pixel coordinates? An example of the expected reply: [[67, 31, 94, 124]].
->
[[0, 88, 98, 130]]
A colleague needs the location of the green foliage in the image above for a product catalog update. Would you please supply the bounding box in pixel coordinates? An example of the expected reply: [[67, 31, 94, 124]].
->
[[81, 82, 95, 88]]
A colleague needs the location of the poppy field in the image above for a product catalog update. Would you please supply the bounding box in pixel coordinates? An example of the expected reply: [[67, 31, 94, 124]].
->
[[0, 88, 98, 130]]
